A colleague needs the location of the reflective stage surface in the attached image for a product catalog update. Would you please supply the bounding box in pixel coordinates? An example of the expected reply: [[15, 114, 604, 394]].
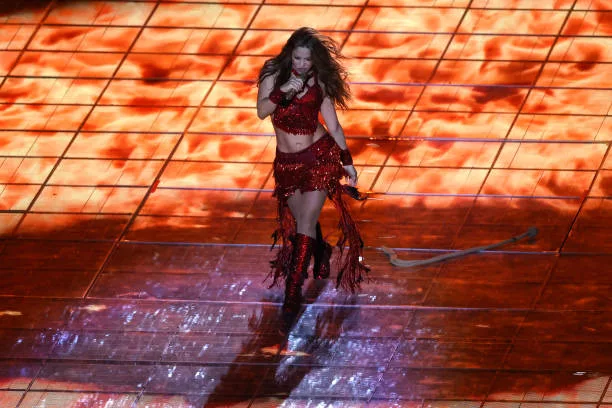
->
[[0, 0, 610, 407]]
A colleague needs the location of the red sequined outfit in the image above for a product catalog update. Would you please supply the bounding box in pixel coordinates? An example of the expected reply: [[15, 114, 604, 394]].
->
[[269, 133, 370, 293], [271, 75, 322, 135]]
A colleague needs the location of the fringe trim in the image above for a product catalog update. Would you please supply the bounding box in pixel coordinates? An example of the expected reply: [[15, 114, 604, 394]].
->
[[267, 196, 295, 289], [331, 187, 371, 293], [267, 185, 370, 294]]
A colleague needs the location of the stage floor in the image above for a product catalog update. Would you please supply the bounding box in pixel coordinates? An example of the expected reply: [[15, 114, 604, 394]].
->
[[1, 0, 611, 406], [1, 242, 611, 407]]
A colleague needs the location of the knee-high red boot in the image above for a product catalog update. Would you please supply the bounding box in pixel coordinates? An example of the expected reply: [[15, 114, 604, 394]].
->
[[282, 233, 314, 322], [313, 222, 332, 279]]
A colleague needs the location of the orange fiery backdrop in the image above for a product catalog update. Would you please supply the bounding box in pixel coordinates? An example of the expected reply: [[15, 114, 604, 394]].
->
[[0, 0, 610, 253]]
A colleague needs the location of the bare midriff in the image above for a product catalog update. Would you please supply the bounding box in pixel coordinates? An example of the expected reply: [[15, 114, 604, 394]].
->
[[274, 124, 328, 153]]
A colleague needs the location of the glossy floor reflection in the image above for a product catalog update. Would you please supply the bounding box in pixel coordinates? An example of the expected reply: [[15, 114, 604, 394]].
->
[[0, 243, 611, 407]]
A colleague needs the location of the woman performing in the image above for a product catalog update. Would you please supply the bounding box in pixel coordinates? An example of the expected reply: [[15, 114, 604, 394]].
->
[[256, 27, 370, 325]]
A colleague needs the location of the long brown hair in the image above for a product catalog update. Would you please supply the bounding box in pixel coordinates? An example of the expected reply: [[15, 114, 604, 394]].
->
[[257, 27, 351, 110]]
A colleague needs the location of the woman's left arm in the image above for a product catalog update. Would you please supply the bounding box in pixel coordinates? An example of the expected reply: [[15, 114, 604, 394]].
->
[[320, 95, 357, 185], [320, 96, 348, 149]]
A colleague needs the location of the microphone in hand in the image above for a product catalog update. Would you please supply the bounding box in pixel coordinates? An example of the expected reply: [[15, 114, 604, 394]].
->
[[280, 70, 309, 107]]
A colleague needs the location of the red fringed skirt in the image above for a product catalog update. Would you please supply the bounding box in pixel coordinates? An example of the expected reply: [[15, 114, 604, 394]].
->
[[268, 133, 370, 293]]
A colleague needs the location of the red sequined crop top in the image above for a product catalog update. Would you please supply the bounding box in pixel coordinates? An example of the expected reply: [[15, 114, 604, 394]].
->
[[272, 78, 324, 135]]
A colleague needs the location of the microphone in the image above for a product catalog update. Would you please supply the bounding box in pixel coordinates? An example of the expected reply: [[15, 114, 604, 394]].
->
[[280, 69, 310, 107]]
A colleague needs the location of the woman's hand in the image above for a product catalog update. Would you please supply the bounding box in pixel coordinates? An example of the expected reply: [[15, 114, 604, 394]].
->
[[343, 165, 358, 186], [279, 74, 304, 94]]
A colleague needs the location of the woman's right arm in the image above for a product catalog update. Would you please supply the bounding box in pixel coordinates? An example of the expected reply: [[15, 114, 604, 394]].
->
[[257, 73, 304, 119], [257, 74, 278, 120]]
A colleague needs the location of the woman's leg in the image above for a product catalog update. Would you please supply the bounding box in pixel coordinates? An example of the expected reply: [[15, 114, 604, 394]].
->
[[313, 221, 333, 279], [281, 189, 327, 324], [290, 190, 334, 279], [287, 189, 327, 238]]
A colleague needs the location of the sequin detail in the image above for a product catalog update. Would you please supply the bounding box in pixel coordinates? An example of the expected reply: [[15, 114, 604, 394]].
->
[[271, 81, 323, 135], [268, 134, 370, 293]]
